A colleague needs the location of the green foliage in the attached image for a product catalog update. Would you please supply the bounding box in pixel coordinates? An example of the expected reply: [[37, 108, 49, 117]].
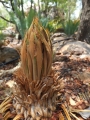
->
[[39, 0, 78, 33], [0, 19, 7, 30], [58, 0, 77, 20], [0, 32, 6, 41], [62, 19, 80, 36], [40, 18, 54, 32], [40, 14, 79, 37], [40, 16, 65, 33], [40, 0, 77, 20], [9, 7, 36, 38], [26, 9, 36, 29], [0, 0, 37, 39], [0, 4, 9, 29], [0, 0, 79, 38]]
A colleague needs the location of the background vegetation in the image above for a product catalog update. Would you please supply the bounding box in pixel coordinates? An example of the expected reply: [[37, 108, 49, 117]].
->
[[0, 0, 82, 39]]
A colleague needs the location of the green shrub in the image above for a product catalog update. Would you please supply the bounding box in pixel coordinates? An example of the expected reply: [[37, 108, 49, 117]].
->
[[62, 19, 80, 36]]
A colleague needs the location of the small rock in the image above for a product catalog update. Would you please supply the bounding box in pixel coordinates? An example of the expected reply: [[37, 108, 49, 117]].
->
[[0, 46, 19, 64]]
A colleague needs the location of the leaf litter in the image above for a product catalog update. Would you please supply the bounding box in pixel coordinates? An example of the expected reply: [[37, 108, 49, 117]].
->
[[0, 39, 90, 119], [52, 51, 90, 120]]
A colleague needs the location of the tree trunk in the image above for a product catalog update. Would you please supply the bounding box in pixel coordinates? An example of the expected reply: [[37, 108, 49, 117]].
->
[[77, 0, 90, 43]]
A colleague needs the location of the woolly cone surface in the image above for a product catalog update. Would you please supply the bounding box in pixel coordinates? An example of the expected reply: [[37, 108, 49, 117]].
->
[[0, 17, 64, 120]]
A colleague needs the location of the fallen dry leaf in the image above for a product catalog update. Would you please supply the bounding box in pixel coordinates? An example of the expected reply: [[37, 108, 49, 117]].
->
[[69, 97, 77, 106]]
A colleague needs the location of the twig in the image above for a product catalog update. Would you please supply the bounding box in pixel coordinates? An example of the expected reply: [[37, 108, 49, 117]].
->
[[0, 16, 13, 23]]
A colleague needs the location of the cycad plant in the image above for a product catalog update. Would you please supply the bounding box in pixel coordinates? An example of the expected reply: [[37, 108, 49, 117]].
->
[[0, 17, 64, 120], [62, 19, 80, 36], [9, 8, 36, 38]]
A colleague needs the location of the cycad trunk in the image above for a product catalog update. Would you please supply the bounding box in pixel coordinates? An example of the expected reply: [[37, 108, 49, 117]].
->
[[77, 0, 90, 43]]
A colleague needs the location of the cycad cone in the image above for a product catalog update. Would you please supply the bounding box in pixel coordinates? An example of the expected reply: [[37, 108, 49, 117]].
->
[[0, 17, 63, 120]]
